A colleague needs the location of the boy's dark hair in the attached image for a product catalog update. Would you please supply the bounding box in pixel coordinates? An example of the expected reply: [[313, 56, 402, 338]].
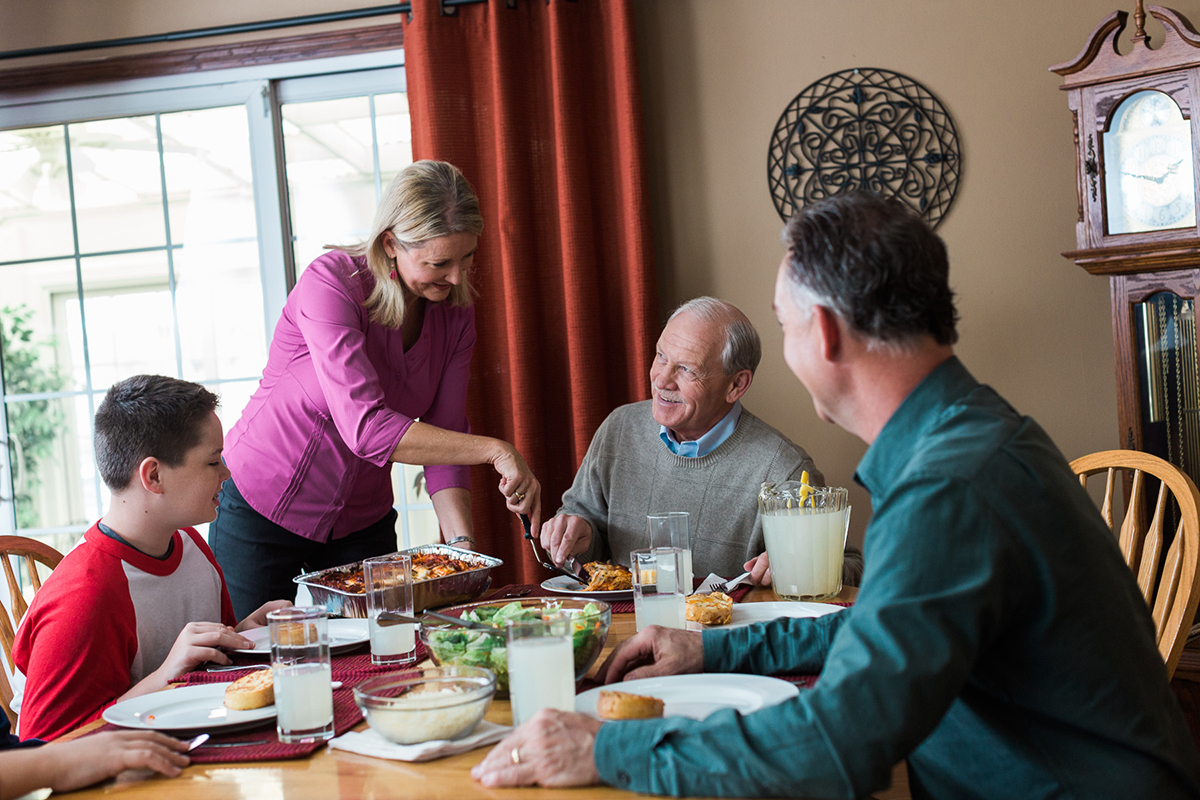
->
[[782, 190, 959, 346], [94, 375, 220, 491]]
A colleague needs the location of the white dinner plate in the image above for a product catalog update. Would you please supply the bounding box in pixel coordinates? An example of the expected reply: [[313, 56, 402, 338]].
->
[[687, 601, 845, 630], [575, 673, 799, 720], [233, 618, 370, 656], [541, 575, 633, 602], [103, 682, 275, 733]]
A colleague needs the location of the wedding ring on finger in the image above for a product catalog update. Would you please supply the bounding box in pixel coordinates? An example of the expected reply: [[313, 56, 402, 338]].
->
[[511, 747, 521, 765], [514, 491, 526, 502]]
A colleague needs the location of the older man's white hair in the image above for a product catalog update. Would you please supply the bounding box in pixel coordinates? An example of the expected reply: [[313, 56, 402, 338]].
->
[[668, 297, 763, 376]]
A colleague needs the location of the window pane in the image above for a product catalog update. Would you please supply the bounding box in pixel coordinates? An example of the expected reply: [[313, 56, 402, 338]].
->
[[77, 251, 175, 390], [212, 378, 259, 436], [375, 93, 413, 182], [0, 126, 75, 262], [176, 241, 265, 382], [7, 395, 92, 531], [407, 508, 441, 548], [1, 264, 72, 394], [69, 117, 167, 254], [282, 96, 382, 274], [160, 107, 257, 246]]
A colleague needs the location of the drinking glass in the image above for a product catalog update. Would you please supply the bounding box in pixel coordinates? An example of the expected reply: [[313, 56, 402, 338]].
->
[[506, 615, 575, 726], [758, 482, 850, 601], [364, 554, 418, 666], [269, 606, 335, 743], [648, 511, 693, 593], [631, 547, 687, 632]]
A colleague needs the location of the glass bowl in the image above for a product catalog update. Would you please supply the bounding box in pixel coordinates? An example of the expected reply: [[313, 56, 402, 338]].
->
[[352, 666, 495, 744], [419, 597, 612, 694]]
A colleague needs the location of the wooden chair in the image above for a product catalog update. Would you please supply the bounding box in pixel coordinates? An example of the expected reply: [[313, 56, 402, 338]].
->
[[1070, 450, 1200, 678], [0, 535, 64, 729]]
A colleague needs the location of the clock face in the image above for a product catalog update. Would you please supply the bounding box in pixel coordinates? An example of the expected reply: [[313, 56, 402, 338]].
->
[[1103, 91, 1197, 235]]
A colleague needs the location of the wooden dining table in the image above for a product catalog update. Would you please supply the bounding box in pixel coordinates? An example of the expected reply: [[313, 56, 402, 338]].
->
[[45, 584, 860, 800]]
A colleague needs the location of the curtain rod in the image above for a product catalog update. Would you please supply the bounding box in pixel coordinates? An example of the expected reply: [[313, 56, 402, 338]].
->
[[0, 1, 489, 62]]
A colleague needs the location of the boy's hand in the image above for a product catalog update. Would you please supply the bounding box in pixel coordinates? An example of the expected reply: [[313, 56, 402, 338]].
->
[[235, 599, 293, 632], [158, 622, 252, 680], [119, 622, 253, 703]]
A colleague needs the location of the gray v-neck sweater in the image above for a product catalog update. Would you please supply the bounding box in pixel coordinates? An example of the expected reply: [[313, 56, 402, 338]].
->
[[558, 400, 862, 581]]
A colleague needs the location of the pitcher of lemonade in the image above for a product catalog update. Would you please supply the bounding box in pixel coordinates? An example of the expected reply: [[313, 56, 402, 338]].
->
[[758, 480, 850, 601]]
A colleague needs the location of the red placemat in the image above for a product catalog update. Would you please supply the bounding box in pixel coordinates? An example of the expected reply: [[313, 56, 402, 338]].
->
[[178, 644, 429, 686], [84, 684, 364, 763], [777, 673, 819, 689]]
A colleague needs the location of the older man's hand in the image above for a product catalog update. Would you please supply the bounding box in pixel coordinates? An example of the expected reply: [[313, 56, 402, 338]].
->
[[745, 551, 773, 586], [595, 625, 705, 684], [539, 514, 593, 566], [471, 710, 603, 788]]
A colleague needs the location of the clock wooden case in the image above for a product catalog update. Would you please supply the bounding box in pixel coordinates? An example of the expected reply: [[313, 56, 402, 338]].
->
[[1053, 4, 1200, 486]]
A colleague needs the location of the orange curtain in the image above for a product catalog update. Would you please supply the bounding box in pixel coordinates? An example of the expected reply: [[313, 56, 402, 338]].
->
[[402, 0, 658, 585]]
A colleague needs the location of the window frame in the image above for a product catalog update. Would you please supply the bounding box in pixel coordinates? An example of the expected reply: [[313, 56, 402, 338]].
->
[[0, 45, 423, 543]]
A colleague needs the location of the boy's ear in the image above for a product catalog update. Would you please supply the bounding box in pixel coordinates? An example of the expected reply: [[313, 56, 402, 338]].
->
[[138, 457, 165, 494]]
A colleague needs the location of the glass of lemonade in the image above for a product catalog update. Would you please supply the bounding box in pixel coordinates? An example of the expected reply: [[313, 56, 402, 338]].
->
[[759, 482, 850, 601], [269, 606, 335, 743], [506, 614, 575, 726], [631, 547, 687, 631], [364, 554, 418, 666], [648, 512, 693, 594]]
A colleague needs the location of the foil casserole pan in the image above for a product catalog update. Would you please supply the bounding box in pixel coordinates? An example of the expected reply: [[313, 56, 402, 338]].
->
[[294, 544, 503, 617]]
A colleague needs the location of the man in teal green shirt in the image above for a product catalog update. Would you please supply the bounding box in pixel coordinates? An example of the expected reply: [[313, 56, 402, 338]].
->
[[472, 192, 1200, 798]]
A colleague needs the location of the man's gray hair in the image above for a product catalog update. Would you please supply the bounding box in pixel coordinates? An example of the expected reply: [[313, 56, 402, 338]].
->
[[668, 297, 763, 376]]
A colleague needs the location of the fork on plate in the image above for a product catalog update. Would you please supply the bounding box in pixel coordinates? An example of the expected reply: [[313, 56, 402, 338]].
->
[[695, 571, 752, 595]]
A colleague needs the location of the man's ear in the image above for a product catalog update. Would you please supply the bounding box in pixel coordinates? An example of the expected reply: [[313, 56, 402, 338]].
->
[[725, 369, 754, 403], [138, 457, 165, 494], [813, 305, 843, 363]]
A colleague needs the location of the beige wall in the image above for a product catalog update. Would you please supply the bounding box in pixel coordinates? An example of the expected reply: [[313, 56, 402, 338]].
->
[[631, 0, 1185, 548], [3, 0, 1180, 549]]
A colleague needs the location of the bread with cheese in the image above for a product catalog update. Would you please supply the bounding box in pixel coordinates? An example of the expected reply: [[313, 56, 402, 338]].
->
[[224, 669, 275, 710], [686, 591, 734, 625], [596, 690, 664, 720]]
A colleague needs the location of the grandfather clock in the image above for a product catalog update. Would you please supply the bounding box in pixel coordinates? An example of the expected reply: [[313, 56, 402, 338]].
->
[[1052, 3, 1200, 487]]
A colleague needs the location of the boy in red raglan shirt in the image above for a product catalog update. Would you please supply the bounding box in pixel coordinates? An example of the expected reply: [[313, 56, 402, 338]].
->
[[12, 375, 291, 740]]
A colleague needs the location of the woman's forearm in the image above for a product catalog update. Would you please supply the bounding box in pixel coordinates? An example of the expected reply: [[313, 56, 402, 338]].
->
[[390, 421, 506, 467], [393, 420, 543, 533], [431, 487, 474, 548]]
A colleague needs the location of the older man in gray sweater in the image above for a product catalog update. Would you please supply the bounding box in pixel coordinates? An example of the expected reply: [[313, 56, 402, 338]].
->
[[540, 297, 863, 584]]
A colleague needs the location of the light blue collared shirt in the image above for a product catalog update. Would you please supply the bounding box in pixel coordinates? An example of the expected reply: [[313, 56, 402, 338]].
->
[[659, 401, 743, 458]]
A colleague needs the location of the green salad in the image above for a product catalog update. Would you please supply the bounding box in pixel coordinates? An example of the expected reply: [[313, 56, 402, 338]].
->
[[424, 601, 606, 691]]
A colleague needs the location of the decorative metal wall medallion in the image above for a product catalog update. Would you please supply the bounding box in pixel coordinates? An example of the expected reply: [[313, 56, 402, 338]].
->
[[767, 68, 962, 227]]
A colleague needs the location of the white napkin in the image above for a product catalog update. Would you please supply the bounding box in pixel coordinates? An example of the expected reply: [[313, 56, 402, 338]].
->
[[329, 721, 511, 762], [694, 571, 752, 595]]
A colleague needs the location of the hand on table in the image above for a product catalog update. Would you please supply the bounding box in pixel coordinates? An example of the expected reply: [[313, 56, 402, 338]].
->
[[745, 552, 773, 586], [0, 731, 190, 800], [494, 443, 542, 533], [151, 622, 253, 685], [595, 625, 704, 684], [471, 709, 602, 788], [539, 514, 593, 566], [236, 599, 293, 632]]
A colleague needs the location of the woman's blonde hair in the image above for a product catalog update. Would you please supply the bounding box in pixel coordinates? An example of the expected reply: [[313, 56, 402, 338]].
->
[[341, 160, 484, 328]]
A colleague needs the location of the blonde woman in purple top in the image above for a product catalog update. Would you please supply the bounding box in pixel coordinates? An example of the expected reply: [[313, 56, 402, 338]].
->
[[210, 161, 541, 618]]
